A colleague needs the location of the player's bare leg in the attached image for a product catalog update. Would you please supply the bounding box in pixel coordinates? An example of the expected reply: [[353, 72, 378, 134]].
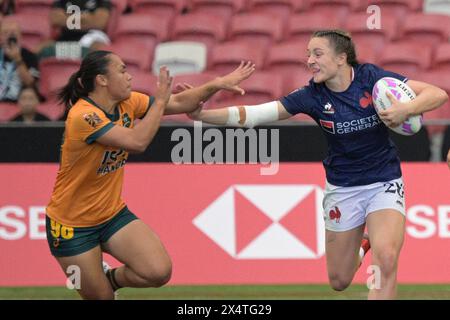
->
[[366, 209, 405, 300], [102, 219, 172, 289], [55, 246, 115, 300], [326, 224, 365, 291]]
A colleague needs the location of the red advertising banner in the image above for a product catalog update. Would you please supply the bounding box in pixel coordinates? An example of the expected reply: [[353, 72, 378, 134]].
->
[[0, 163, 449, 286]]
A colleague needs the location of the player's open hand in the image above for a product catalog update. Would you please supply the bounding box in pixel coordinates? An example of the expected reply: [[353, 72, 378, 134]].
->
[[378, 92, 411, 128], [154, 66, 173, 107], [215, 61, 256, 95]]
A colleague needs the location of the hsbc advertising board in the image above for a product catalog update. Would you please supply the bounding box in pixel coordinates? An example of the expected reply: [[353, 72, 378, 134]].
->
[[0, 163, 449, 286]]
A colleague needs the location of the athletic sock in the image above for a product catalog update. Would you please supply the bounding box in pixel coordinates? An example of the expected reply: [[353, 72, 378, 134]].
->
[[106, 268, 123, 291], [358, 237, 371, 265]]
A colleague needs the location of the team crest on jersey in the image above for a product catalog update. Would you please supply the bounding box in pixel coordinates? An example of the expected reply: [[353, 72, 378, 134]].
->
[[322, 102, 335, 114], [359, 91, 373, 108], [83, 112, 103, 128]]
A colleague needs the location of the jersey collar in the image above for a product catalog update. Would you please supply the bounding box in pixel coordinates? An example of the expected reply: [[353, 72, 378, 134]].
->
[[82, 96, 120, 122]]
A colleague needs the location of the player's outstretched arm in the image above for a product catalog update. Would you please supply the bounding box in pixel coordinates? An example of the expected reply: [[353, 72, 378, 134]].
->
[[188, 100, 293, 128], [96, 67, 173, 153], [164, 61, 255, 115]]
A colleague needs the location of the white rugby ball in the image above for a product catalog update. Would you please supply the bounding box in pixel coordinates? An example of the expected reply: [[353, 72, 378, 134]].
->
[[372, 77, 423, 136]]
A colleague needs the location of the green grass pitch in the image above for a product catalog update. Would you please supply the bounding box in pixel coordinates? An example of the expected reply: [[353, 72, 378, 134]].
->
[[1, 284, 449, 300]]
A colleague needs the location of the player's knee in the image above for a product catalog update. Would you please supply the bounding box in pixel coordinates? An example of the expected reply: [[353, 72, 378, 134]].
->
[[151, 264, 172, 288], [140, 260, 172, 288], [373, 248, 398, 275], [328, 273, 352, 291]]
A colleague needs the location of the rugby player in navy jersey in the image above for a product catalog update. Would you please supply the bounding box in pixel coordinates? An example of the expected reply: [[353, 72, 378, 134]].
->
[[188, 30, 448, 299]]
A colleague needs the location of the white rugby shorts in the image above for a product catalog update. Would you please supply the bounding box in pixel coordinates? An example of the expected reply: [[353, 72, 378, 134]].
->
[[323, 177, 406, 232]]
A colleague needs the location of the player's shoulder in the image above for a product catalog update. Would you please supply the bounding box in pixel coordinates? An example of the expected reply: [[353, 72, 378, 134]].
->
[[354, 63, 388, 87], [67, 99, 107, 128], [128, 91, 149, 102], [355, 63, 385, 77], [287, 80, 315, 97], [68, 98, 102, 117]]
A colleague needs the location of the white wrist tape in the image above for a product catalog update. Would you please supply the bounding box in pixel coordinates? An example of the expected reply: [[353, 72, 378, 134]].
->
[[225, 101, 279, 128]]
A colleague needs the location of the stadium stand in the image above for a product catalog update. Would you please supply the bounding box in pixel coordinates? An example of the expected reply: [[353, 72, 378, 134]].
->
[[229, 13, 284, 50], [344, 12, 398, 55], [308, 0, 364, 22], [129, 0, 188, 20], [171, 13, 228, 52], [113, 13, 170, 51], [39, 58, 81, 100], [433, 42, 450, 73], [15, 0, 53, 15], [378, 41, 433, 77], [9, 12, 51, 52], [36, 100, 65, 121], [424, 0, 450, 16], [190, 0, 247, 20], [287, 12, 342, 45], [152, 41, 207, 76], [363, 0, 423, 20], [248, 0, 307, 20], [400, 13, 450, 49], [107, 0, 129, 36], [210, 41, 266, 74], [0, 103, 20, 122]]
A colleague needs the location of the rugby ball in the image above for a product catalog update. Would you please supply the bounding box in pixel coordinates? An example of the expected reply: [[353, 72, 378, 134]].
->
[[372, 77, 423, 136]]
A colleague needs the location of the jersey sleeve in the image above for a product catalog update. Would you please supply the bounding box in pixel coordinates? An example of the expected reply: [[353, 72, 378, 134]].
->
[[130, 91, 155, 119], [279, 86, 314, 116], [365, 63, 408, 87], [67, 106, 114, 144]]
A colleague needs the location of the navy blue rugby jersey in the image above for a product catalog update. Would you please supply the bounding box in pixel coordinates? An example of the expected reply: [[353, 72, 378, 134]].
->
[[280, 63, 408, 187]]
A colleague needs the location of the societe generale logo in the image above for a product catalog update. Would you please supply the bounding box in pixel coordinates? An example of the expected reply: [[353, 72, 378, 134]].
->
[[193, 185, 325, 259]]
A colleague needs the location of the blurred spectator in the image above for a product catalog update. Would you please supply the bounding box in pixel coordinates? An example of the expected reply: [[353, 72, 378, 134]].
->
[[0, 17, 39, 102], [11, 86, 50, 123], [49, 0, 111, 49], [0, 0, 14, 16]]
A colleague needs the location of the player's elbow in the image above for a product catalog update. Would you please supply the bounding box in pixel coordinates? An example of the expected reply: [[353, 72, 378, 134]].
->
[[124, 139, 148, 154], [440, 89, 449, 105], [131, 142, 148, 154]]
